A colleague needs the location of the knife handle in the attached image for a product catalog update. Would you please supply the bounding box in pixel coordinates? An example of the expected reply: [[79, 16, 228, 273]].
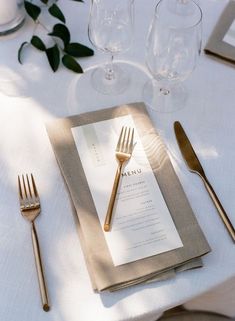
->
[[202, 176, 235, 242]]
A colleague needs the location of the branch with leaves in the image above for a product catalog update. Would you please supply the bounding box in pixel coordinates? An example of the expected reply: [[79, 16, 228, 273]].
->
[[18, 0, 94, 73]]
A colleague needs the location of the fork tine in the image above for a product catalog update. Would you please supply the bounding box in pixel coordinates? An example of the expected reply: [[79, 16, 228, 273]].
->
[[26, 174, 32, 198], [122, 127, 130, 153], [120, 127, 127, 152], [18, 175, 23, 200], [127, 128, 134, 154], [124, 128, 131, 153], [31, 173, 39, 199], [116, 126, 124, 152], [22, 175, 28, 199]]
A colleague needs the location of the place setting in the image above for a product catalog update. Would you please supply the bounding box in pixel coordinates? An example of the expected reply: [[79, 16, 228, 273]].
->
[[45, 0, 234, 298], [2, 0, 235, 319], [47, 1, 210, 292], [46, 101, 211, 293]]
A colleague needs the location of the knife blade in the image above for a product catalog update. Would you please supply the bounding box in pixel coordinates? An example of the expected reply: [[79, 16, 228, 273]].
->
[[174, 121, 235, 243]]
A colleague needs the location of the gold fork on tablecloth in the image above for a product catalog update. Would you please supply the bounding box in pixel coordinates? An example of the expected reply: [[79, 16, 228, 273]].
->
[[18, 174, 50, 312]]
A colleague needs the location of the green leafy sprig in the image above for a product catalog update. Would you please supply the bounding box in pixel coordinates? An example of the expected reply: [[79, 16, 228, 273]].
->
[[18, 0, 94, 73]]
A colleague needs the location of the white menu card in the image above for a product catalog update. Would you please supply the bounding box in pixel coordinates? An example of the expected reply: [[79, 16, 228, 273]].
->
[[72, 115, 183, 266]]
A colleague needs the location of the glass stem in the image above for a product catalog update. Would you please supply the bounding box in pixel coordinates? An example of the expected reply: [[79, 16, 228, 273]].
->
[[104, 55, 115, 81]]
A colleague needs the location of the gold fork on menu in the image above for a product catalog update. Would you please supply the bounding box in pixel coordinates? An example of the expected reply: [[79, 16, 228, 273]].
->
[[18, 174, 50, 311], [104, 126, 134, 232]]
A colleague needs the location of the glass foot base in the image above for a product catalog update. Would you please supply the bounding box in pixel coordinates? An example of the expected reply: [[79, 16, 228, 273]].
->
[[0, 8, 25, 36], [143, 79, 187, 113], [91, 64, 130, 95]]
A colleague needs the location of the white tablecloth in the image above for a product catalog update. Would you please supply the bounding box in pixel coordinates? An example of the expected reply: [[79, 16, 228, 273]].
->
[[0, 1, 235, 321]]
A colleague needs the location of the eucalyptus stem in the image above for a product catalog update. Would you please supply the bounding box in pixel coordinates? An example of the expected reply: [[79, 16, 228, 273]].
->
[[38, 21, 71, 57], [18, 0, 94, 73]]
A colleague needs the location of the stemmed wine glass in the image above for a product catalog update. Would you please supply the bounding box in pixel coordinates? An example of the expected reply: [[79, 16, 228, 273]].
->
[[143, 0, 202, 112], [88, 0, 134, 95]]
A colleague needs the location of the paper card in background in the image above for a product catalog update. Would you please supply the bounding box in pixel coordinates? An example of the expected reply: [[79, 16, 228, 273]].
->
[[72, 115, 183, 266], [223, 20, 235, 46]]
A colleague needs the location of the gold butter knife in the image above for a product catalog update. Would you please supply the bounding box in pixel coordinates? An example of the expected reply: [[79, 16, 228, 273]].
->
[[174, 121, 235, 243]]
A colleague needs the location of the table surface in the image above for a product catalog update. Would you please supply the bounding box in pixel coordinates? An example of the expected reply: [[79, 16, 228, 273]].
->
[[1, 1, 235, 321]]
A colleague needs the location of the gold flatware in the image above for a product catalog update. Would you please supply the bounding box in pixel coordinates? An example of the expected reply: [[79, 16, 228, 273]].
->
[[174, 121, 235, 243], [104, 126, 134, 232], [18, 174, 50, 311]]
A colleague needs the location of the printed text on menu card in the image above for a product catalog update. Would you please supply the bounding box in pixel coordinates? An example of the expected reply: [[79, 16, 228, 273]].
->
[[72, 115, 183, 266]]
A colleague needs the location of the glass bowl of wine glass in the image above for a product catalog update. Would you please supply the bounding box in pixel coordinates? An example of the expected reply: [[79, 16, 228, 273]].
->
[[143, 0, 202, 112], [88, 0, 134, 95]]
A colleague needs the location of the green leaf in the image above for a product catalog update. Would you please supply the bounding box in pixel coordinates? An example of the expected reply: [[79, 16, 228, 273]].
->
[[24, 1, 41, 21], [46, 45, 60, 72], [48, 4, 66, 23], [31, 36, 46, 51], [40, 0, 48, 3], [64, 43, 94, 57], [62, 55, 83, 73], [48, 24, 70, 47], [18, 41, 29, 64]]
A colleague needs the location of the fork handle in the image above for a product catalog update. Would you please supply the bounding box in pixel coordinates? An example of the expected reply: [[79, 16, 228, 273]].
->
[[31, 222, 50, 311], [104, 163, 122, 232]]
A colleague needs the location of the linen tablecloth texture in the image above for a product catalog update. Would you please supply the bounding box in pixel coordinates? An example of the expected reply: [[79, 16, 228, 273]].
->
[[46, 103, 210, 292], [205, 0, 235, 65]]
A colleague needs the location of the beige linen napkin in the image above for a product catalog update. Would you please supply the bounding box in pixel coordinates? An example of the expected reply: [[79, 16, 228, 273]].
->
[[46, 103, 210, 292], [205, 1, 235, 65]]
